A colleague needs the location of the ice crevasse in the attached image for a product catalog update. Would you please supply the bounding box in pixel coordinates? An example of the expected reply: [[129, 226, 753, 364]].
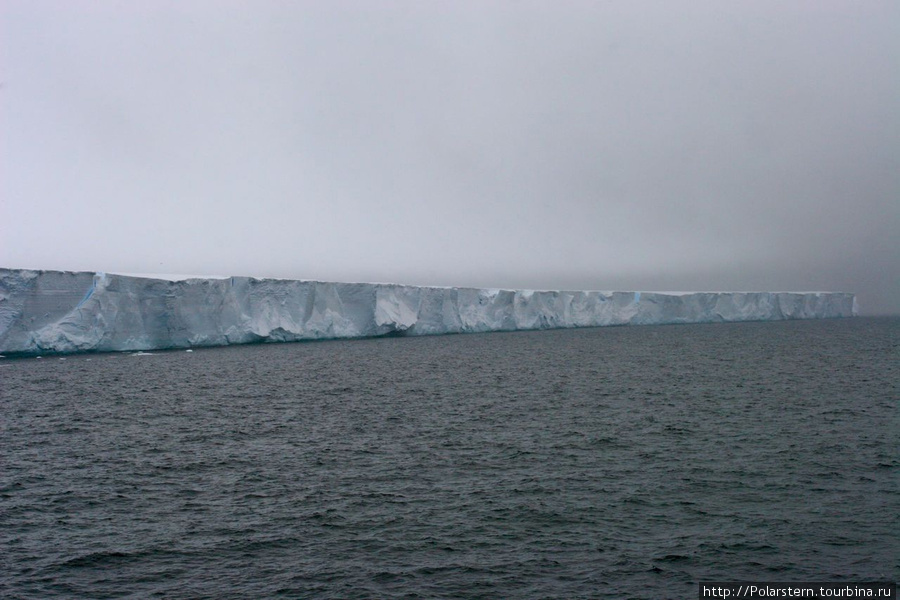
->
[[0, 269, 857, 355]]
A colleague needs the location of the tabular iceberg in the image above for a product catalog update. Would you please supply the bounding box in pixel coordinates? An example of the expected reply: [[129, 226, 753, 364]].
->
[[0, 268, 857, 355]]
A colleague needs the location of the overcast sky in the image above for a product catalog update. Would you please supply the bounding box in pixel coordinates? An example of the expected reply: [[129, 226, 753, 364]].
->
[[2, 1, 898, 313]]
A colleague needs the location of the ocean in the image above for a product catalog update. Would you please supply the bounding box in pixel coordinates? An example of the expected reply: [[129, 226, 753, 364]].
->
[[1, 317, 897, 599]]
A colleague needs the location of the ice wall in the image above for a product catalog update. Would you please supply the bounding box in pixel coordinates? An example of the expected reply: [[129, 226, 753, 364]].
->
[[0, 269, 857, 355]]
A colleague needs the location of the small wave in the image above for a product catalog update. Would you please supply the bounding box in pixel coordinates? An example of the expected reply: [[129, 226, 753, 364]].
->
[[62, 549, 161, 569], [657, 554, 692, 563]]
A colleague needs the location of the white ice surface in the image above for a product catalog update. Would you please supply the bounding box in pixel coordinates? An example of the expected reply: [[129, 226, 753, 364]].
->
[[0, 269, 858, 355], [112, 272, 230, 281]]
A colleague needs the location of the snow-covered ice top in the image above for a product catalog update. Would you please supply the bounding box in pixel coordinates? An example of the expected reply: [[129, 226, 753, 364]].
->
[[0, 269, 857, 355]]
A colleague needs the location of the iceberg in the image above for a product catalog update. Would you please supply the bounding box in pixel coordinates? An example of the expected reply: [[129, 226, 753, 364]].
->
[[0, 268, 857, 355]]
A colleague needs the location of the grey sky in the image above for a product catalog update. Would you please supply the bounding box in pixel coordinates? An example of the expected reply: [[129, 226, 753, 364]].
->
[[2, 1, 898, 314]]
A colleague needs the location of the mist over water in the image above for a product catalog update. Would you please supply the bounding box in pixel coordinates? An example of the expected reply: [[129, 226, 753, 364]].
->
[[2, 318, 897, 599]]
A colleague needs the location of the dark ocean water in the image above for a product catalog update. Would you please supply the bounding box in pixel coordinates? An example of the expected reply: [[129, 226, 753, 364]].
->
[[1, 317, 897, 599]]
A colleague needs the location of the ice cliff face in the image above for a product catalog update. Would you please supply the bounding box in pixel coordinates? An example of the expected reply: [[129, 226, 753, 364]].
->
[[0, 269, 857, 355]]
